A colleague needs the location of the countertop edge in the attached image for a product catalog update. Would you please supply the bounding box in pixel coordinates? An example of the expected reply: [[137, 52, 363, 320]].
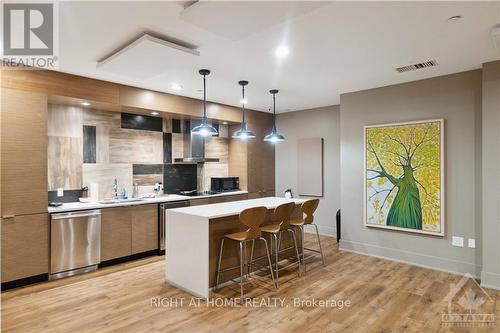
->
[[48, 191, 249, 214]]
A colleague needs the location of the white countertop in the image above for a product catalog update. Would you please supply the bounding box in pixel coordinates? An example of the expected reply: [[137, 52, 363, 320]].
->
[[169, 197, 306, 219], [48, 191, 248, 214]]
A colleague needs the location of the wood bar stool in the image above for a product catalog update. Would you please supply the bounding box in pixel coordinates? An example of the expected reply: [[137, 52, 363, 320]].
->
[[291, 199, 325, 273], [214, 206, 276, 298], [250, 202, 301, 288]]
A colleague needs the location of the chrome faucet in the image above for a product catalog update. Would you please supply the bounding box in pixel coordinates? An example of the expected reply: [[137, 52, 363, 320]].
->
[[113, 178, 118, 198]]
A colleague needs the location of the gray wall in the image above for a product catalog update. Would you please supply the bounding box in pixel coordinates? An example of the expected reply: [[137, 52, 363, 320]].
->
[[481, 61, 500, 289], [339, 70, 483, 276], [276, 106, 340, 236]]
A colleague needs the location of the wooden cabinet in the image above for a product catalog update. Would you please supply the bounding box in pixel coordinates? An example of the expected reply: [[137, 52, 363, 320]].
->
[[209, 194, 249, 203], [101, 207, 132, 261], [1, 213, 49, 282], [131, 204, 158, 254], [101, 204, 158, 261], [1, 88, 48, 217], [190, 198, 210, 206], [229, 111, 275, 198]]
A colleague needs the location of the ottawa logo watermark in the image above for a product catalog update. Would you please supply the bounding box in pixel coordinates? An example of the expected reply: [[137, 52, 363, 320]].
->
[[2, 2, 59, 69], [442, 273, 495, 327]]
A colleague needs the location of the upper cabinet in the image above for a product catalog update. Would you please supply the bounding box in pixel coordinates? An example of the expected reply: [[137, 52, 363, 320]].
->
[[1, 88, 48, 217]]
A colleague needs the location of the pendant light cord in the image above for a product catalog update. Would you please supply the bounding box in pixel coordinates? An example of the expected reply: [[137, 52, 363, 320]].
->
[[203, 73, 207, 117], [272, 92, 276, 131], [241, 84, 246, 123]]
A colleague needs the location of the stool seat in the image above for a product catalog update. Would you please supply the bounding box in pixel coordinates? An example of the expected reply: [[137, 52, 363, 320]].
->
[[290, 218, 305, 226], [261, 224, 281, 234], [225, 231, 255, 241]]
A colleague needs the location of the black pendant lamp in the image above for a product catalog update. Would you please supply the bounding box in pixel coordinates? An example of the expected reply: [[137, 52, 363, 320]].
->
[[264, 89, 285, 142], [232, 80, 256, 139], [191, 69, 218, 136]]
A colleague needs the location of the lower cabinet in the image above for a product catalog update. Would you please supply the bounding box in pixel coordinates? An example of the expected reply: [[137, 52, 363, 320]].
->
[[131, 204, 158, 254], [190, 198, 210, 206], [101, 207, 132, 261], [1, 213, 49, 283], [247, 190, 275, 199], [101, 204, 158, 262]]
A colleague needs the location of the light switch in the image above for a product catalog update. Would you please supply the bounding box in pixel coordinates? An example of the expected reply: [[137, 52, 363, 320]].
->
[[57, 188, 64, 197], [452, 236, 464, 247], [468, 238, 476, 249]]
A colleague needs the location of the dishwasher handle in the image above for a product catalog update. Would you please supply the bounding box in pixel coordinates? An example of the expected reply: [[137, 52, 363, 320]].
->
[[51, 210, 101, 220]]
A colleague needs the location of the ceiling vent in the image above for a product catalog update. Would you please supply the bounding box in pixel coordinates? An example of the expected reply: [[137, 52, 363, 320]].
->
[[395, 60, 438, 73]]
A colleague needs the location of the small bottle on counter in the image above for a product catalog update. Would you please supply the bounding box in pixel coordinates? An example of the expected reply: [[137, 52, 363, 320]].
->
[[122, 188, 128, 199]]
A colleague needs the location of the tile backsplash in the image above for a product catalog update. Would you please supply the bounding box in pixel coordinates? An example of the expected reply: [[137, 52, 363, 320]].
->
[[47, 104, 229, 200]]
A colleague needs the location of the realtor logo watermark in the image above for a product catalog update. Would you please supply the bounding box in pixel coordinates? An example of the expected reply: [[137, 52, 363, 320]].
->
[[442, 273, 495, 327], [2, 2, 58, 69]]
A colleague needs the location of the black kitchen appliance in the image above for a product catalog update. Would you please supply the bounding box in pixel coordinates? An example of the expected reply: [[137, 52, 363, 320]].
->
[[210, 177, 239, 193]]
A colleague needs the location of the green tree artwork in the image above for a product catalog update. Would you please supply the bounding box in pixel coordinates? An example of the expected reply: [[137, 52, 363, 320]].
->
[[365, 119, 444, 236]]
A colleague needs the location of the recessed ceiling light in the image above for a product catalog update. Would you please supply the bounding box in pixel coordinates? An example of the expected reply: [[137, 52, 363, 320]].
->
[[151, 111, 159, 116], [275, 46, 289, 58], [447, 15, 462, 22], [81, 102, 91, 106], [171, 83, 182, 91], [222, 121, 228, 125]]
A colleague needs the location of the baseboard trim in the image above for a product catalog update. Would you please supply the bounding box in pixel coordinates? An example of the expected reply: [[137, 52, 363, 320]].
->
[[99, 249, 159, 268], [340, 239, 480, 278], [1, 273, 48, 291], [303, 225, 336, 237], [480, 270, 500, 291]]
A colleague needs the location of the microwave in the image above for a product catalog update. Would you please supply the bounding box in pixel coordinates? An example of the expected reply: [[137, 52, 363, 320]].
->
[[211, 177, 239, 193]]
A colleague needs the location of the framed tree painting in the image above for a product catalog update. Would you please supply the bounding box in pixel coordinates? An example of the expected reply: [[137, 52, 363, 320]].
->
[[364, 119, 444, 236]]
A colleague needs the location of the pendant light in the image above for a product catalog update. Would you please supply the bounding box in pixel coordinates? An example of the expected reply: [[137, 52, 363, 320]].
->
[[232, 80, 256, 139], [192, 69, 218, 136], [264, 89, 285, 142]]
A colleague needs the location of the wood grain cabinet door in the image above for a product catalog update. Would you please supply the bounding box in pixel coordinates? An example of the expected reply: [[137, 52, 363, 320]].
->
[[101, 207, 132, 261], [1, 88, 48, 217], [131, 204, 158, 254], [1, 213, 49, 282], [190, 198, 210, 206]]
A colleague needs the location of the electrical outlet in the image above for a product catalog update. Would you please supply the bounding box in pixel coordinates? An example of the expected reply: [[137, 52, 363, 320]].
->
[[468, 238, 476, 249], [57, 188, 64, 197], [452, 236, 464, 247]]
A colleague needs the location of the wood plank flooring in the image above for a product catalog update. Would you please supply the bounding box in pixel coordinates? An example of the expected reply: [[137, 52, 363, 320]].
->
[[1, 235, 499, 333]]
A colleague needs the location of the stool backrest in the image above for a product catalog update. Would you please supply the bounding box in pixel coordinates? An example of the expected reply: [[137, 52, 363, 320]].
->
[[274, 202, 295, 230], [301, 199, 320, 224], [239, 206, 268, 238]]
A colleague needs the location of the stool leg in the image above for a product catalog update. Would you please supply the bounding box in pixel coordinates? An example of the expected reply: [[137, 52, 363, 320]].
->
[[313, 224, 325, 266], [215, 238, 225, 291], [272, 233, 279, 288], [248, 239, 255, 274], [289, 229, 301, 276], [259, 237, 277, 289], [239, 241, 244, 298], [243, 241, 248, 279], [301, 226, 306, 274]]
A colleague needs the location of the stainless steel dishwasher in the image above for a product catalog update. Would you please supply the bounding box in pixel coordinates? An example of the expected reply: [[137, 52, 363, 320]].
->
[[159, 201, 190, 254], [50, 210, 101, 280]]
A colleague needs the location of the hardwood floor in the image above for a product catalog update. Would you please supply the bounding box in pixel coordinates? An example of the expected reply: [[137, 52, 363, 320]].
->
[[1, 235, 499, 333]]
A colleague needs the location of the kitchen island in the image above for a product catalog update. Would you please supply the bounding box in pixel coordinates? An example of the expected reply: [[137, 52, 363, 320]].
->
[[165, 197, 306, 298]]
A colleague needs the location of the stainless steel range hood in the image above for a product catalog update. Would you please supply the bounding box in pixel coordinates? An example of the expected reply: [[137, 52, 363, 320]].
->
[[174, 119, 219, 164]]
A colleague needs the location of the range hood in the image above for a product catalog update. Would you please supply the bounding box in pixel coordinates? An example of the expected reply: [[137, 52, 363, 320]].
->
[[174, 119, 219, 164]]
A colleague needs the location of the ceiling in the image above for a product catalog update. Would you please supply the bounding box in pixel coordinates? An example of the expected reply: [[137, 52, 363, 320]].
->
[[57, 1, 500, 113]]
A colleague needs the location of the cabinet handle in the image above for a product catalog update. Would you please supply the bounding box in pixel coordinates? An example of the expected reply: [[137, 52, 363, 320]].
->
[[1, 215, 15, 219]]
